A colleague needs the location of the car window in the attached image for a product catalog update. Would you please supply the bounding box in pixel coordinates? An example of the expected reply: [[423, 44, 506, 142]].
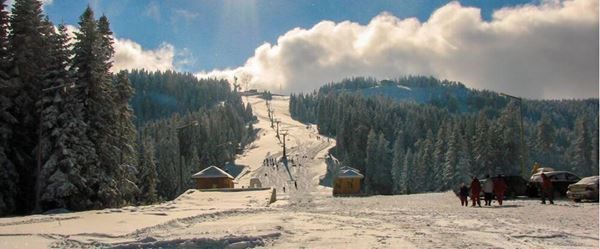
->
[[566, 174, 579, 181], [551, 174, 565, 181]]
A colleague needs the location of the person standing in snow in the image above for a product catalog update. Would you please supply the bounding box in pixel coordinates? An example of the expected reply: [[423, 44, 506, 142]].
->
[[470, 177, 482, 207], [483, 174, 494, 206], [493, 175, 508, 206], [540, 173, 554, 204], [459, 183, 469, 207]]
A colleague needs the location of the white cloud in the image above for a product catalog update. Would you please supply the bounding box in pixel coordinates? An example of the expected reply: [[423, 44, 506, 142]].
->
[[63, 25, 176, 72], [195, 0, 599, 99], [112, 40, 175, 72]]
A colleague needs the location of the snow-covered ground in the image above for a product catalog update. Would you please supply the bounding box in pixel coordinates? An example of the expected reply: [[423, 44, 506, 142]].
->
[[0, 95, 597, 248]]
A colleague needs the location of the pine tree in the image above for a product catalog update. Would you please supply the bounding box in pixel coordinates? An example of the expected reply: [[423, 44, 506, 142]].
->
[[244, 102, 255, 122], [112, 71, 139, 203], [137, 134, 158, 205], [72, 7, 122, 208], [391, 134, 405, 194], [443, 124, 460, 190], [473, 112, 491, 176], [534, 115, 555, 166], [9, 0, 51, 213], [456, 134, 472, 187], [364, 129, 377, 194], [400, 149, 413, 194], [0, 0, 7, 59], [374, 132, 392, 194], [415, 130, 434, 192], [38, 24, 96, 211], [432, 123, 447, 191], [0, 0, 19, 216], [572, 117, 592, 176], [591, 128, 598, 175], [496, 102, 521, 175]]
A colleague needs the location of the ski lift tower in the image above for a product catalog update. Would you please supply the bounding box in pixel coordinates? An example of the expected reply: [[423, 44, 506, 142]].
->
[[280, 129, 294, 182], [275, 119, 281, 140]]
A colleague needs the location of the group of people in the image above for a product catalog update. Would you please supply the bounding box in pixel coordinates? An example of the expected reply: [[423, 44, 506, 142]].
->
[[458, 175, 508, 207], [459, 173, 556, 206], [262, 157, 278, 168]]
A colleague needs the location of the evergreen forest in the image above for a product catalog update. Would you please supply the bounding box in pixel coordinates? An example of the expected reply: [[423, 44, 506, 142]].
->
[[290, 77, 599, 195], [0, 0, 255, 216]]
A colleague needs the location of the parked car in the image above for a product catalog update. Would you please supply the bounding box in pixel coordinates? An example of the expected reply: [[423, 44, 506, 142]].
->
[[533, 167, 555, 174], [527, 171, 581, 197], [567, 176, 599, 202], [479, 175, 529, 198]]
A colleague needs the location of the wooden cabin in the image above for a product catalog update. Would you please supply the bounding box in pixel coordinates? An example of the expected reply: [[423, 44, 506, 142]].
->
[[333, 166, 364, 196], [191, 166, 235, 189]]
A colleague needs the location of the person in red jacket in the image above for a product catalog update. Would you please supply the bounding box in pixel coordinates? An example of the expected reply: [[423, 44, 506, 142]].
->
[[470, 177, 482, 207], [493, 175, 508, 206], [540, 173, 554, 204]]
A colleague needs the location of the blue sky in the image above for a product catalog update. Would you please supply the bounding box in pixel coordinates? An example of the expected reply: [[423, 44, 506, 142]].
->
[[35, 0, 597, 99], [44, 0, 538, 72]]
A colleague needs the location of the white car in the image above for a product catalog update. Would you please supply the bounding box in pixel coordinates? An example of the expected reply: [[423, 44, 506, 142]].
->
[[567, 176, 599, 202]]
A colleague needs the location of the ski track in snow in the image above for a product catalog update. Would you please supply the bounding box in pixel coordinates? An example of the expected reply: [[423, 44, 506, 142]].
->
[[0, 95, 597, 248]]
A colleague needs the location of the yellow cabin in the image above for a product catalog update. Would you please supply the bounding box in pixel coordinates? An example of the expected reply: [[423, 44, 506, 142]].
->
[[191, 166, 235, 189], [333, 166, 364, 196]]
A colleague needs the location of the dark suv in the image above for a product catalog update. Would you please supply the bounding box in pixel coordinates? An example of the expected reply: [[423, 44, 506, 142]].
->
[[527, 171, 581, 197]]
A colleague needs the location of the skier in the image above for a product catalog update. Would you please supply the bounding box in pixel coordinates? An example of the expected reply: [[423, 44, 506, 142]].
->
[[493, 175, 508, 206], [459, 183, 469, 207], [483, 174, 494, 206], [470, 176, 482, 207], [540, 173, 554, 204]]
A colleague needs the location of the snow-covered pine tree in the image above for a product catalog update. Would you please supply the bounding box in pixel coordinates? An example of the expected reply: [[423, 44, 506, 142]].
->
[[38, 23, 93, 211], [391, 133, 405, 194], [432, 123, 447, 191], [112, 71, 139, 204], [137, 133, 158, 205], [153, 122, 179, 200], [364, 129, 377, 194], [572, 116, 592, 176], [8, 0, 49, 213], [73, 7, 123, 208], [400, 148, 413, 194], [187, 146, 201, 189], [245, 102, 255, 122], [591, 128, 598, 175], [0, 0, 7, 56], [497, 101, 521, 175], [473, 112, 491, 176], [455, 134, 472, 187], [0, 0, 19, 216], [374, 132, 392, 194], [443, 123, 460, 190], [533, 115, 555, 166], [416, 130, 434, 192]]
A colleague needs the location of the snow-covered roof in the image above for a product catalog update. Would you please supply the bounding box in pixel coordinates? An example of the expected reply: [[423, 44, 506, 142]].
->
[[191, 166, 234, 179], [337, 169, 364, 179], [338, 166, 359, 173]]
